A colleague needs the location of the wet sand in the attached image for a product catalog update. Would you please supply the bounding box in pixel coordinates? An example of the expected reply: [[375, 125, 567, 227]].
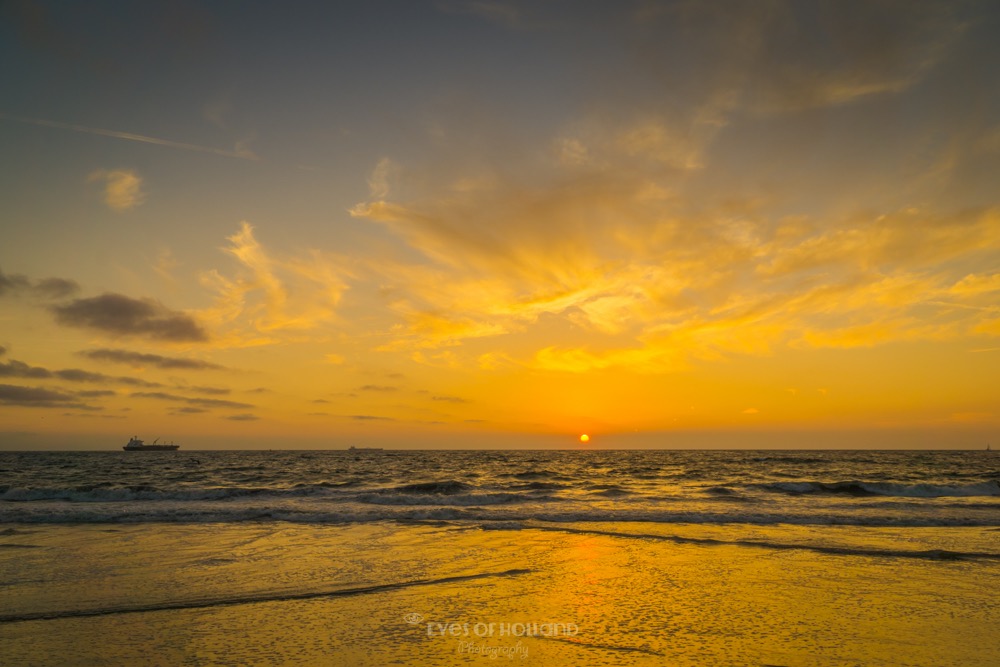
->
[[2, 522, 998, 665]]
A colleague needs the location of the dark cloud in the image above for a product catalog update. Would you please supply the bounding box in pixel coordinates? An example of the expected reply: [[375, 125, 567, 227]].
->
[[0, 355, 162, 387], [54, 368, 116, 383], [186, 386, 230, 396], [0, 383, 87, 408], [0, 268, 78, 299], [187, 397, 253, 409], [226, 413, 259, 421], [79, 348, 224, 370], [432, 394, 469, 403], [52, 293, 208, 342], [350, 414, 394, 421], [358, 385, 398, 392], [77, 390, 116, 397], [0, 270, 30, 295], [131, 391, 253, 410], [172, 407, 208, 414], [0, 359, 51, 379], [33, 277, 80, 299], [115, 377, 165, 388]]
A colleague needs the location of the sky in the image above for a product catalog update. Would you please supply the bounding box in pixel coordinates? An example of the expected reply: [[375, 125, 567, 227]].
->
[[1, 0, 998, 450]]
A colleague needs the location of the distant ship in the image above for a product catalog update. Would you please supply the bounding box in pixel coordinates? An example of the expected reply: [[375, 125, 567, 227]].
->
[[348, 446, 383, 451], [123, 436, 179, 451]]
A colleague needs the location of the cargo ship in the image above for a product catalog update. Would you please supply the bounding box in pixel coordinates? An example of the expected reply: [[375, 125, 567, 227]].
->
[[123, 436, 179, 451]]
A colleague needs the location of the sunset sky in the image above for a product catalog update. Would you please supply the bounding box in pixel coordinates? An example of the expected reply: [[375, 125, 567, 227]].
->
[[1, 1, 998, 449]]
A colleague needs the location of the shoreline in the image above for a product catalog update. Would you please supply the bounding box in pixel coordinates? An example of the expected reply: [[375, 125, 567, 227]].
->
[[2, 521, 998, 665]]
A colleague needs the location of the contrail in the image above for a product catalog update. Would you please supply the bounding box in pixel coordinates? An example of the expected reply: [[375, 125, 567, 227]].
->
[[0, 113, 260, 161]]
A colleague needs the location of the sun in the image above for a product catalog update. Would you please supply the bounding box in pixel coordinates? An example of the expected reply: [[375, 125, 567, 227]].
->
[[579, 434, 590, 443]]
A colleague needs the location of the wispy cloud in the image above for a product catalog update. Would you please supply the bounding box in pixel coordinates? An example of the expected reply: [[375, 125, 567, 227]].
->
[[0, 114, 259, 160], [348, 133, 1000, 373], [199, 222, 352, 341], [88, 168, 145, 211], [226, 413, 259, 421], [0, 383, 91, 409], [131, 391, 252, 410], [79, 348, 224, 370], [367, 157, 397, 199], [0, 351, 164, 388]]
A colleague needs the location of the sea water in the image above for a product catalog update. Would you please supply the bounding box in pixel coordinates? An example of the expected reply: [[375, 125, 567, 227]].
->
[[2, 449, 999, 665], [1, 449, 998, 529]]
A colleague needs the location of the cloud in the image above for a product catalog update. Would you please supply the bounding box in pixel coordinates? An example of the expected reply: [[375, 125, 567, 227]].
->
[[0, 354, 163, 387], [0, 114, 259, 160], [89, 169, 145, 211], [131, 391, 253, 410], [630, 0, 963, 115], [348, 129, 1000, 373], [0, 358, 50, 379], [52, 293, 208, 342], [349, 414, 394, 421], [0, 383, 88, 408], [172, 407, 208, 414], [432, 394, 469, 403], [199, 222, 352, 340], [186, 386, 230, 396], [225, 413, 259, 421], [0, 268, 79, 299], [367, 157, 398, 199], [33, 277, 80, 299], [79, 348, 224, 370], [154, 248, 179, 283], [358, 385, 398, 392]]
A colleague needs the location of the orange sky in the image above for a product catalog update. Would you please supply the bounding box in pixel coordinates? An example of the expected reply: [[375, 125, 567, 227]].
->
[[1, 2, 998, 449]]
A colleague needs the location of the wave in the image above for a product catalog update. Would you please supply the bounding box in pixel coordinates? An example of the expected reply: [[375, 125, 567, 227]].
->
[[356, 491, 556, 506], [0, 543, 42, 549], [4, 504, 999, 527], [0, 568, 533, 625], [588, 488, 633, 498], [760, 480, 1000, 498], [389, 480, 471, 494], [527, 525, 1000, 562], [0, 485, 322, 502], [508, 481, 568, 491]]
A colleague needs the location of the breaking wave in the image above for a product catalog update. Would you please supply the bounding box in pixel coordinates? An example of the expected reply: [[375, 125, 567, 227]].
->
[[760, 480, 1000, 498]]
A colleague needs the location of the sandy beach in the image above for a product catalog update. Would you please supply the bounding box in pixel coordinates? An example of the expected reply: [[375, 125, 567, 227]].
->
[[2, 521, 998, 666]]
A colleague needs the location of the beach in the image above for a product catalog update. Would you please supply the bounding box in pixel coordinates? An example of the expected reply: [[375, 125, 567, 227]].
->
[[2, 521, 999, 666], [2, 449, 999, 665]]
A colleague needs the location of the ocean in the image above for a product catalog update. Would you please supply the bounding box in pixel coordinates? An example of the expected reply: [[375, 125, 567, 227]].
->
[[2, 449, 999, 665], [2, 449, 998, 529]]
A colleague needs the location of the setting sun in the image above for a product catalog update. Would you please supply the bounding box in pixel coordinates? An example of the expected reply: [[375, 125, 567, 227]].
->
[[580, 434, 590, 443]]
